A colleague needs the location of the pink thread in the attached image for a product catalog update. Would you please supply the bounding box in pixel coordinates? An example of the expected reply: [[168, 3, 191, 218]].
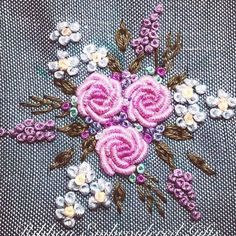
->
[[95, 126, 148, 176], [124, 76, 173, 127], [76, 73, 123, 124]]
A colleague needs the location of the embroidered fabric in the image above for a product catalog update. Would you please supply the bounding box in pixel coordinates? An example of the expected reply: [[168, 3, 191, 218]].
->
[[0, 0, 235, 235]]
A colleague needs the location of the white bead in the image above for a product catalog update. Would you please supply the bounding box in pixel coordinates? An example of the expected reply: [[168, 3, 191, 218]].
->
[[176, 117, 187, 129], [57, 50, 69, 59], [174, 92, 186, 104], [55, 209, 65, 220], [69, 22, 80, 32], [54, 70, 64, 79], [67, 67, 79, 76], [48, 61, 59, 71], [187, 121, 198, 132], [59, 36, 70, 46], [68, 56, 79, 67], [70, 32, 82, 42], [222, 110, 235, 119], [55, 196, 65, 208], [187, 93, 199, 104], [98, 57, 108, 68], [49, 30, 60, 41], [227, 97, 236, 108], [206, 96, 218, 107], [175, 104, 187, 116], [210, 108, 222, 118], [87, 61, 97, 72], [79, 183, 90, 196], [217, 89, 229, 98], [56, 22, 69, 31], [63, 218, 75, 229], [74, 203, 85, 217], [195, 84, 207, 94], [67, 165, 79, 178], [188, 104, 200, 115], [83, 44, 97, 54], [194, 112, 207, 122], [64, 192, 76, 205], [98, 47, 108, 57], [80, 53, 89, 62]]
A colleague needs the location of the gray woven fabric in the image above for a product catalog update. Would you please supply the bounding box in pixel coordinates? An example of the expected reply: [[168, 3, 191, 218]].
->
[[1, 0, 235, 235]]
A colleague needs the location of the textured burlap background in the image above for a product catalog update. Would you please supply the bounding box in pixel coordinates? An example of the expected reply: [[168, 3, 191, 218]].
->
[[0, 0, 235, 235]]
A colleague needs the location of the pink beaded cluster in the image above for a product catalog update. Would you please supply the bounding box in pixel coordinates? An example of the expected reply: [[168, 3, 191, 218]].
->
[[167, 169, 202, 221], [131, 3, 163, 55], [7, 119, 56, 143]]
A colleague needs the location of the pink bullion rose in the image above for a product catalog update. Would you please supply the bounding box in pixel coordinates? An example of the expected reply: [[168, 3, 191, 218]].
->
[[124, 76, 173, 127], [76, 73, 123, 124], [95, 126, 148, 176]]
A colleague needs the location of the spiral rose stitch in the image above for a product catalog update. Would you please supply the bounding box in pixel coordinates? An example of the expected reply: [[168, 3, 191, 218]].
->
[[95, 126, 148, 176], [76, 73, 123, 124], [124, 76, 173, 127]]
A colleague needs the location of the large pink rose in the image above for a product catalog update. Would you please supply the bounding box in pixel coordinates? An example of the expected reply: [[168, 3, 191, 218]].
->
[[76, 73, 123, 124], [124, 76, 173, 127], [95, 126, 148, 176]]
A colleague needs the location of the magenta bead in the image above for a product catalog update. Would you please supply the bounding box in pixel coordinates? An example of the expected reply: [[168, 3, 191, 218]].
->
[[61, 102, 71, 112], [167, 183, 175, 193], [156, 67, 167, 77], [81, 130, 90, 140], [175, 178, 185, 188], [24, 127, 35, 136], [0, 128, 7, 137], [35, 131, 45, 141], [150, 13, 159, 22], [23, 119, 35, 127], [183, 172, 193, 182], [187, 201, 196, 212], [16, 133, 27, 142], [136, 174, 146, 184], [15, 123, 25, 132], [150, 39, 160, 48], [173, 168, 183, 178], [142, 18, 151, 27], [144, 45, 154, 54], [191, 210, 202, 221], [27, 135, 36, 143], [45, 120, 55, 130], [179, 196, 189, 206], [143, 133, 153, 144], [111, 72, 122, 81], [34, 122, 45, 131]]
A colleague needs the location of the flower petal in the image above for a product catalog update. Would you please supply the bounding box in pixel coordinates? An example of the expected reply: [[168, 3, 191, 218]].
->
[[195, 84, 207, 94], [57, 50, 69, 59], [67, 67, 79, 76], [188, 104, 200, 115], [176, 117, 187, 129], [57, 22, 69, 31], [67, 165, 79, 178], [98, 57, 108, 68], [54, 70, 64, 79], [175, 104, 187, 116], [187, 93, 199, 104], [97, 47, 108, 57], [70, 32, 82, 42], [83, 44, 97, 55], [194, 112, 207, 122], [187, 121, 198, 132], [86, 170, 96, 183], [67, 179, 80, 191], [174, 92, 186, 104], [80, 53, 89, 62], [59, 36, 70, 46], [222, 110, 235, 120], [90, 181, 99, 194], [97, 178, 106, 191], [55, 196, 65, 208], [228, 97, 236, 108], [210, 108, 222, 118], [217, 89, 229, 98], [79, 162, 91, 173], [49, 30, 60, 41], [55, 209, 65, 220], [63, 218, 76, 229], [48, 61, 59, 71], [64, 192, 76, 205], [68, 56, 80, 67], [87, 61, 97, 72], [206, 96, 219, 107], [74, 203, 85, 217], [103, 198, 111, 208], [88, 196, 98, 209], [69, 22, 80, 32], [79, 183, 90, 196]]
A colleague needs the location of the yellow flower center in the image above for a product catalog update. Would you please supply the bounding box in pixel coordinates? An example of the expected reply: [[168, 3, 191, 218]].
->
[[64, 206, 75, 218], [58, 59, 70, 70], [91, 52, 101, 63], [94, 191, 106, 203], [75, 173, 86, 186], [184, 112, 194, 125], [218, 97, 228, 111], [181, 86, 194, 99], [61, 27, 72, 36]]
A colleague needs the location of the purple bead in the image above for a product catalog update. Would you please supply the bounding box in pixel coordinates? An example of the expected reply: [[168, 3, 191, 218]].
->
[[187, 201, 196, 212], [150, 39, 160, 48], [61, 102, 71, 112], [45, 131, 56, 142], [135, 45, 144, 55], [0, 128, 7, 137], [174, 189, 185, 199], [173, 169, 184, 178], [183, 172, 193, 182], [23, 119, 35, 127], [154, 3, 164, 14], [153, 132, 162, 141], [191, 210, 202, 221], [121, 120, 131, 128], [27, 135, 36, 143], [136, 174, 147, 184], [16, 133, 27, 142], [148, 30, 158, 39], [119, 112, 128, 121], [182, 182, 192, 192], [155, 124, 165, 133], [81, 130, 90, 140], [121, 78, 132, 89], [34, 122, 45, 131], [141, 36, 149, 46], [175, 178, 185, 188], [145, 127, 155, 135], [130, 38, 142, 48], [121, 105, 128, 113], [143, 133, 153, 144], [85, 116, 93, 124], [24, 127, 35, 136], [156, 67, 167, 77], [150, 13, 159, 22], [142, 18, 151, 27], [179, 196, 189, 206], [15, 123, 25, 132], [45, 120, 55, 130], [112, 116, 120, 125], [8, 128, 18, 138], [130, 74, 138, 82], [151, 22, 160, 31], [35, 131, 45, 141], [111, 72, 122, 81], [121, 70, 131, 79], [144, 45, 154, 54], [140, 27, 150, 37], [167, 183, 175, 193], [168, 173, 177, 183]]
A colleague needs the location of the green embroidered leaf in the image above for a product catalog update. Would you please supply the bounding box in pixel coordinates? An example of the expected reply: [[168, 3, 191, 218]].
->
[[113, 182, 126, 214], [163, 125, 193, 141], [57, 122, 87, 138], [50, 148, 74, 170], [115, 19, 131, 53]]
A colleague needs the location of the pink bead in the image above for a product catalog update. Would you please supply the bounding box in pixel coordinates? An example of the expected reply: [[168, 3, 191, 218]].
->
[[151, 22, 160, 31], [191, 210, 202, 221], [8, 128, 18, 138], [154, 3, 164, 14], [174, 189, 185, 199], [140, 27, 150, 37], [173, 169, 184, 178], [141, 36, 149, 46], [81, 130, 90, 140], [168, 173, 177, 183], [150, 13, 159, 22], [148, 30, 158, 39], [182, 182, 192, 192], [179, 196, 189, 206], [135, 45, 144, 54], [27, 135, 36, 143], [142, 18, 152, 27], [130, 38, 142, 48], [144, 45, 154, 54], [183, 172, 193, 182], [0, 128, 7, 137], [23, 119, 35, 127], [34, 122, 45, 131], [16, 133, 27, 142], [24, 127, 35, 136], [167, 183, 175, 193], [187, 201, 196, 212], [15, 123, 25, 132], [45, 131, 56, 142], [45, 120, 55, 130], [111, 72, 122, 81], [35, 131, 45, 141], [150, 39, 160, 48], [175, 178, 185, 188]]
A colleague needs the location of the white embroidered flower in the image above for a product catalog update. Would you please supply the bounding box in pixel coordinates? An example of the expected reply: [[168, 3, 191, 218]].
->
[[175, 104, 207, 132], [174, 79, 207, 105], [67, 162, 96, 195], [48, 50, 79, 79], [206, 89, 236, 119], [50, 22, 82, 46], [55, 192, 85, 229], [88, 178, 112, 209], [80, 44, 109, 72]]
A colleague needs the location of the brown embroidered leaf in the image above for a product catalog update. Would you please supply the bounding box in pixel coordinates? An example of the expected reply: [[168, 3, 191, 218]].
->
[[163, 125, 193, 141], [115, 19, 131, 53], [156, 202, 165, 218], [113, 182, 126, 214], [57, 122, 87, 138], [107, 54, 122, 72], [154, 48, 159, 68], [136, 185, 146, 202], [162, 32, 182, 72], [167, 72, 187, 90], [80, 136, 96, 162], [144, 173, 158, 183], [128, 53, 145, 74], [155, 141, 176, 170], [146, 194, 154, 214], [50, 148, 74, 170], [153, 188, 167, 204], [53, 78, 77, 95], [187, 153, 216, 176]]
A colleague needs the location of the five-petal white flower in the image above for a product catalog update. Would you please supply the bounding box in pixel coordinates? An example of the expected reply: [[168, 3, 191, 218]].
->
[[67, 162, 96, 195], [48, 50, 79, 79], [55, 192, 85, 228], [50, 22, 82, 46], [80, 44, 109, 72], [206, 89, 236, 119]]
